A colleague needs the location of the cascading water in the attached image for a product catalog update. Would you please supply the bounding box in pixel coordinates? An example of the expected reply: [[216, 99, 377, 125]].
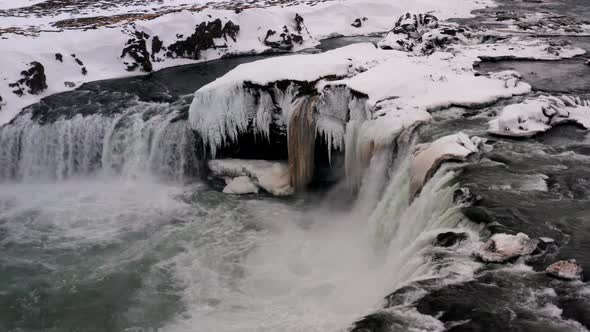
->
[[0, 101, 200, 182]]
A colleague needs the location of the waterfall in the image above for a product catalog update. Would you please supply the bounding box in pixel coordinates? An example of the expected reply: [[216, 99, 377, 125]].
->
[[0, 102, 200, 182], [287, 96, 318, 190]]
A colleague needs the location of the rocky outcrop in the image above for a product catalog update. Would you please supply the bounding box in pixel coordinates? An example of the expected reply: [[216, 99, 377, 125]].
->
[[121, 29, 153, 72], [8, 61, 48, 96], [476, 233, 539, 263], [263, 14, 312, 51], [546, 259, 583, 280], [167, 19, 239, 60], [377, 13, 440, 53]]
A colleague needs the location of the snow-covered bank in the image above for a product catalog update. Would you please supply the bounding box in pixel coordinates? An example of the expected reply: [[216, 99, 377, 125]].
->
[[0, 0, 495, 125]]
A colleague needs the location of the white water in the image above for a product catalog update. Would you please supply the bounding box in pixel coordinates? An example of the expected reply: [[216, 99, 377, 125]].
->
[[0, 102, 198, 182], [163, 149, 475, 332], [0, 107, 478, 331]]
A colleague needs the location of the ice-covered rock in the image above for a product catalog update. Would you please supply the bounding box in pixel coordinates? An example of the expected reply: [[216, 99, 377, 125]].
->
[[410, 133, 481, 197], [476, 233, 539, 263], [545, 259, 583, 281], [208, 159, 293, 196], [489, 95, 590, 137], [263, 14, 313, 51], [222, 176, 259, 195]]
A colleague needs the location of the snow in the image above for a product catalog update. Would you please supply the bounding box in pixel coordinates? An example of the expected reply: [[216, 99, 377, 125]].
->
[[476, 233, 539, 263], [208, 159, 293, 196], [0, 0, 495, 125], [328, 52, 531, 109], [489, 95, 590, 137], [0, 0, 48, 10], [223, 176, 260, 195], [410, 132, 481, 196]]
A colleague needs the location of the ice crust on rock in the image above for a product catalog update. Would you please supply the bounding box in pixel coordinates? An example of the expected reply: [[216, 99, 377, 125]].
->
[[208, 159, 293, 196], [476, 233, 539, 263], [489, 95, 590, 137], [410, 133, 481, 197], [546, 259, 584, 281]]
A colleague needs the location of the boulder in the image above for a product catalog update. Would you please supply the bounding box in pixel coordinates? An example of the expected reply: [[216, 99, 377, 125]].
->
[[546, 259, 583, 280], [476, 232, 539, 263]]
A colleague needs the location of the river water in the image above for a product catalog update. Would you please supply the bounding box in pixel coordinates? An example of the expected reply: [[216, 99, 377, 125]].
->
[[1, 1, 590, 332]]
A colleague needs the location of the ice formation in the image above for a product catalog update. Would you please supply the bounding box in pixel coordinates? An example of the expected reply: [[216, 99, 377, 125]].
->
[[489, 95, 590, 137], [476, 233, 539, 263], [190, 36, 532, 191], [208, 159, 293, 196], [222, 176, 259, 195], [410, 133, 481, 197]]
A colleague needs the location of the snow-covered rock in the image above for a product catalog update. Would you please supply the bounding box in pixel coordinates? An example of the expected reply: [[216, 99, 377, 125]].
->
[[208, 159, 293, 196], [410, 133, 481, 197], [546, 259, 584, 281], [377, 12, 586, 60], [222, 176, 259, 195], [476, 233, 539, 263], [489, 95, 590, 137]]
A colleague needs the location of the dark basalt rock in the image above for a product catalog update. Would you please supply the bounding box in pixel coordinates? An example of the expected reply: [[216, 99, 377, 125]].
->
[[121, 29, 153, 72], [8, 61, 48, 96], [434, 232, 468, 247], [351, 17, 367, 28], [167, 19, 240, 60], [55, 53, 63, 62], [151, 35, 163, 60]]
